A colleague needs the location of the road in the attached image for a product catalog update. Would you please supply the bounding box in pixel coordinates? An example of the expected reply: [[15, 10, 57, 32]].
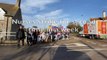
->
[[0, 35, 107, 60]]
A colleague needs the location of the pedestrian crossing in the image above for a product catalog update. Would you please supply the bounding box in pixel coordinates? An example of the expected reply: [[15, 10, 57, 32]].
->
[[42, 43, 87, 48], [42, 42, 107, 51]]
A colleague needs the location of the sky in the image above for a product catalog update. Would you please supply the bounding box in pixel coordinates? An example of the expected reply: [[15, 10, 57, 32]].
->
[[0, 0, 107, 28]]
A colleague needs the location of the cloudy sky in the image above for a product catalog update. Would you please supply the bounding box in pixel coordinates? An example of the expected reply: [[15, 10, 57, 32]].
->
[[0, 0, 107, 28]]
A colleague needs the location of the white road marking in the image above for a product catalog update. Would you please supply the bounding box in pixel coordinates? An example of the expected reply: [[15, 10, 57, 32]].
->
[[43, 45, 85, 48], [65, 43, 87, 46], [101, 45, 107, 47], [67, 48, 107, 51], [42, 43, 87, 48], [43, 45, 59, 48]]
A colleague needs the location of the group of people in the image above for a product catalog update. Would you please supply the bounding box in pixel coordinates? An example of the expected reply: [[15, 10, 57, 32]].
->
[[16, 25, 70, 47]]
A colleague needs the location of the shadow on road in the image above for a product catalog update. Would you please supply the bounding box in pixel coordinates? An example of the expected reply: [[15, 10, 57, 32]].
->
[[0, 42, 92, 60], [1, 42, 57, 60], [52, 45, 91, 60]]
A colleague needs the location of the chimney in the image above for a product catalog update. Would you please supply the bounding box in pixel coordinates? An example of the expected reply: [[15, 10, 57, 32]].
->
[[102, 10, 106, 18], [15, 0, 21, 7]]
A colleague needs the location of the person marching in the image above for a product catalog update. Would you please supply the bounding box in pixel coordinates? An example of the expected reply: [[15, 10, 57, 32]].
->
[[16, 25, 25, 47], [26, 28, 33, 46]]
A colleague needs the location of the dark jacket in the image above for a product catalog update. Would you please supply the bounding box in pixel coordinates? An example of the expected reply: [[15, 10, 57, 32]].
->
[[16, 29, 25, 40], [27, 32, 32, 40]]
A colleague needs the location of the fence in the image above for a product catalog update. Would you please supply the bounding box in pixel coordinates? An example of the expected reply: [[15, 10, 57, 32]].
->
[[0, 32, 16, 43]]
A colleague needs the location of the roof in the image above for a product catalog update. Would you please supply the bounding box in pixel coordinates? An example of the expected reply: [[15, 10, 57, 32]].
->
[[0, 3, 19, 16], [90, 16, 107, 21]]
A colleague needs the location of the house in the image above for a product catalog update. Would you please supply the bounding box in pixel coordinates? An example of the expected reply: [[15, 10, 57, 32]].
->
[[0, 0, 22, 40]]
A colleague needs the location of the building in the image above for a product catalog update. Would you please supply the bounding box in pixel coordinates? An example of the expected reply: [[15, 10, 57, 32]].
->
[[0, 0, 22, 40]]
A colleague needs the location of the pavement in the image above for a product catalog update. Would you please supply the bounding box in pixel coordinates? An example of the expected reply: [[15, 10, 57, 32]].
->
[[0, 34, 107, 60]]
